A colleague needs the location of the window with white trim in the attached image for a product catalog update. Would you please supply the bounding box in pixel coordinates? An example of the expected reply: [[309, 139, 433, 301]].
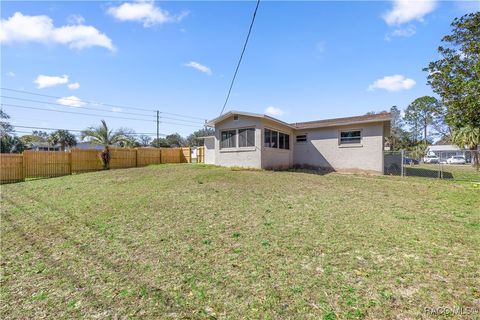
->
[[339, 130, 361, 145]]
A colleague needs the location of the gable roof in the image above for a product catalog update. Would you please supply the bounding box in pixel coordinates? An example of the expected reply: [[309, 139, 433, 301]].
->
[[206, 110, 295, 128], [207, 110, 391, 130], [292, 113, 391, 129]]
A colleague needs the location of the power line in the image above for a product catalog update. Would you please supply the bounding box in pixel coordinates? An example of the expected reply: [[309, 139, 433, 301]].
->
[[12, 125, 164, 136], [1, 87, 153, 112], [159, 110, 206, 121], [1, 95, 156, 118], [219, 0, 260, 116], [159, 121, 204, 128], [1, 87, 207, 121], [1, 95, 205, 124], [159, 115, 204, 125], [2, 103, 156, 123]]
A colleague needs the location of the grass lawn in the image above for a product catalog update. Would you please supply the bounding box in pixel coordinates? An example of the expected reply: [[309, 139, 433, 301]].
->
[[1, 164, 479, 319], [404, 163, 480, 181]]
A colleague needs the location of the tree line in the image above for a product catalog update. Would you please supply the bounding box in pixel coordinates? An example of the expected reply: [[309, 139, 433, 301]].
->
[[386, 12, 479, 162]]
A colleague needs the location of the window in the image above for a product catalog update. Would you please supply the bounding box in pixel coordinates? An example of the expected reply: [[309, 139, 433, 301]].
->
[[233, 115, 239, 120], [264, 129, 271, 147], [340, 130, 361, 145], [221, 128, 255, 149], [239, 128, 255, 147], [279, 132, 290, 150], [264, 129, 289, 150], [271, 131, 278, 148], [220, 130, 236, 148], [296, 135, 307, 142]]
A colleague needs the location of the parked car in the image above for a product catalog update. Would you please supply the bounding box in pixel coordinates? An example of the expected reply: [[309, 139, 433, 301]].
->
[[446, 155, 466, 164], [423, 155, 439, 164], [403, 157, 419, 165]]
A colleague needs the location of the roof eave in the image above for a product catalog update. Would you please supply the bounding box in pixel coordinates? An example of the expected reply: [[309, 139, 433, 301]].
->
[[294, 117, 391, 130], [207, 111, 295, 129]]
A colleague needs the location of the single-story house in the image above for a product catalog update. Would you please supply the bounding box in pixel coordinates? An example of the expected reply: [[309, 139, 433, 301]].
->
[[203, 110, 391, 174], [72, 142, 105, 151], [26, 142, 62, 151], [426, 145, 469, 163]]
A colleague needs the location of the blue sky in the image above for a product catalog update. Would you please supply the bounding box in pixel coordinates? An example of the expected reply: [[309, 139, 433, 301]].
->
[[1, 1, 479, 137]]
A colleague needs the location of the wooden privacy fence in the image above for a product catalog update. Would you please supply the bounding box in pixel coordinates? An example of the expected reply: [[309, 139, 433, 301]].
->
[[0, 154, 24, 183], [0, 147, 201, 183], [197, 146, 205, 163]]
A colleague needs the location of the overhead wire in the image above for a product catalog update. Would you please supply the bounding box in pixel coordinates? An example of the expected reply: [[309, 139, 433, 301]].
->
[[12, 125, 164, 136], [1, 87, 207, 121], [1, 95, 156, 118], [219, 0, 260, 116], [1, 96, 205, 125], [2, 103, 157, 123]]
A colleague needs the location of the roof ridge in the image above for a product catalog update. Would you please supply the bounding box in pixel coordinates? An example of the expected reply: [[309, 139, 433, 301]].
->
[[291, 112, 391, 126]]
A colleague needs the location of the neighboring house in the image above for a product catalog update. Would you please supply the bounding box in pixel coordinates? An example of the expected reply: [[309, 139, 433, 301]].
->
[[204, 111, 391, 174], [427, 145, 468, 163], [71, 142, 105, 151], [25, 142, 62, 151]]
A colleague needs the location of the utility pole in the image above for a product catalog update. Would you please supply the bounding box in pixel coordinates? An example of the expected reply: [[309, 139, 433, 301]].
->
[[156, 110, 160, 148]]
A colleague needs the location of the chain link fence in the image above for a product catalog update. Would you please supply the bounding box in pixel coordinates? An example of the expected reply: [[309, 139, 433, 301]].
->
[[384, 149, 480, 182]]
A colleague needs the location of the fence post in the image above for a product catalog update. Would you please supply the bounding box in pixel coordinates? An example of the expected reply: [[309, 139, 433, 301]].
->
[[401, 150, 404, 177], [135, 148, 138, 168], [23, 151, 27, 180], [21, 153, 25, 181], [68, 150, 72, 175]]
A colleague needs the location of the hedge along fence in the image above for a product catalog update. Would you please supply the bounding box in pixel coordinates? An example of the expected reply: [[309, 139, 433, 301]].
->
[[0, 147, 199, 183]]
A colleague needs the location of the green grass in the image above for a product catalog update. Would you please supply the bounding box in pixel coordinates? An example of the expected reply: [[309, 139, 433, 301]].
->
[[404, 163, 480, 181], [1, 164, 479, 319]]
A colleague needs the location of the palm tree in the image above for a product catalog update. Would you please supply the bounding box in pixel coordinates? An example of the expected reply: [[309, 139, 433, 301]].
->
[[452, 125, 480, 169], [81, 120, 133, 147], [49, 130, 77, 151]]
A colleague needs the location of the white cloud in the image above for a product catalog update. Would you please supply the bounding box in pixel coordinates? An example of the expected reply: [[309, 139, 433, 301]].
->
[[0, 12, 115, 51], [67, 82, 80, 90], [107, 0, 188, 28], [67, 14, 85, 25], [34, 74, 69, 89], [111, 107, 123, 112], [6, 71, 15, 77], [383, 0, 437, 25], [56, 96, 85, 107], [265, 106, 285, 117], [184, 61, 212, 75], [368, 75, 416, 92], [385, 25, 416, 41]]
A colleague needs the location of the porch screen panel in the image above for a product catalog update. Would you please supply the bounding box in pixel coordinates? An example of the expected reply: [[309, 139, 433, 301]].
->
[[221, 130, 237, 148]]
